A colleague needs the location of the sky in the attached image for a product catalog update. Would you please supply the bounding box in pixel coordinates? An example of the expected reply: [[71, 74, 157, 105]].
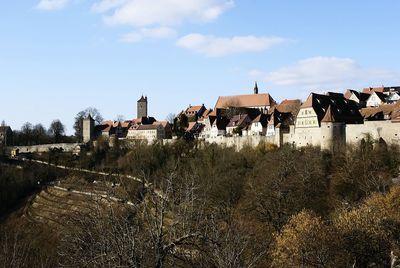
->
[[1, 0, 400, 134]]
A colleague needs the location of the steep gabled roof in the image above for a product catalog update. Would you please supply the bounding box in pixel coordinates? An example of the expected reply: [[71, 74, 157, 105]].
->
[[344, 89, 358, 99], [373, 91, 387, 102], [252, 114, 269, 127], [363, 87, 385, 93], [301, 92, 363, 124], [226, 114, 251, 128], [276, 99, 301, 114], [212, 116, 230, 130], [186, 105, 204, 113]]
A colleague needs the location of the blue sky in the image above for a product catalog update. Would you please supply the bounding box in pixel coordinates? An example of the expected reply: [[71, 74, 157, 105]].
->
[[1, 0, 400, 134]]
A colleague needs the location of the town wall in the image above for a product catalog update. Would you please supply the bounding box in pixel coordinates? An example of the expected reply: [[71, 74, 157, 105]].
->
[[287, 127, 322, 147], [11, 143, 82, 154], [205, 135, 276, 150], [346, 121, 400, 145]]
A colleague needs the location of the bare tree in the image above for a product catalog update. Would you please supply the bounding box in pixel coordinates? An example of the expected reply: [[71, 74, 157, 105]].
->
[[74, 107, 103, 142], [58, 203, 145, 267], [48, 120, 65, 143], [166, 113, 176, 125]]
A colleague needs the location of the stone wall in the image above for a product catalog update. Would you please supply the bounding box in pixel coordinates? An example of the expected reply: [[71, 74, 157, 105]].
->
[[346, 121, 400, 145], [11, 143, 82, 154], [205, 135, 276, 151]]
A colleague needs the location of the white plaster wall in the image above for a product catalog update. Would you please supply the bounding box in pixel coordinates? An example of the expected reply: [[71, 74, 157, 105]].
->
[[366, 93, 384, 107], [205, 135, 276, 151], [289, 127, 322, 147]]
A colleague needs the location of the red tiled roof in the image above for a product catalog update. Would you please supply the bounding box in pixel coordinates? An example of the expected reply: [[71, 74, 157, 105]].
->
[[276, 99, 301, 113], [136, 124, 160, 130], [153, 121, 169, 128], [215, 93, 275, 109], [321, 105, 336, 123], [363, 87, 385, 93], [187, 122, 197, 132], [186, 105, 203, 113]]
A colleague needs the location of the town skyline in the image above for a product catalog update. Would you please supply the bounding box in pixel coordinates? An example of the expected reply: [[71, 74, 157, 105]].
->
[[1, 0, 400, 133]]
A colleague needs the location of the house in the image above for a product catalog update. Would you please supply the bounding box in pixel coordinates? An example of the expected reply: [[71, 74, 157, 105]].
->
[[199, 110, 217, 139], [0, 126, 13, 146], [249, 114, 269, 136], [266, 109, 295, 137], [344, 89, 370, 107], [126, 124, 165, 143], [94, 120, 133, 139], [184, 104, 207, 120], [210, 116, 229, 138], [386, 92, 400, 104], [361, 103, 399, 121], [294, 93, 363, 147], [197, 109, 213, 124], [226, 114, 252, 135], [95, 121, 115, 138], [132, 116, 157, 126], [362, 86, 400, 94], [266, 99, 301, 137], [153, 121, 172, 139], [297, 93, 362, 127], [366, 91, 387, 107]]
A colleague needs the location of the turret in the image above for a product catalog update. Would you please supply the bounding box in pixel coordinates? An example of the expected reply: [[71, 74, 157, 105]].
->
[[320, 105, 345, 151]]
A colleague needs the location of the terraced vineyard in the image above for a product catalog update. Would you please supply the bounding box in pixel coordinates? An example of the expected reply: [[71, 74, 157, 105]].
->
[[23, 181, 130, 227]]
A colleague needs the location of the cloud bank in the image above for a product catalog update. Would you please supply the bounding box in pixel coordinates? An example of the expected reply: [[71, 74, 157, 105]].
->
[[251, 57, 399, 90], [92, 0, 234, 27]]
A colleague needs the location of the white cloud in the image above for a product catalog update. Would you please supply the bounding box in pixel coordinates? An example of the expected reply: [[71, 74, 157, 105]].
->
[[263, 57, 399, 89], [36, 0, 69, 10], [91, 0, 128, 13], [176, 34, 287, 57], [119, 27, 177, 43], [92, 0, 234, 27]]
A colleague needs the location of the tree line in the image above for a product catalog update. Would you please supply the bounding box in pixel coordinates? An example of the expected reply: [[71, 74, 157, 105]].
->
[[1, 138, 400, 267]]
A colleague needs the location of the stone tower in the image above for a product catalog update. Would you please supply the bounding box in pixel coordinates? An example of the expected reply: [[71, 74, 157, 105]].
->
[[320, 105, 345, 151], [137, 95, 148, 118], [83, 114, 95, 143], [254, 82, 259, 94]]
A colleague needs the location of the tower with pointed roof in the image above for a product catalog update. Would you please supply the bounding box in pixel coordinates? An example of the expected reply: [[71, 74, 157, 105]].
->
[[254, 82, 259, 94], [137, 95, 148, 118], [83, 114, 95, 143], [320, 105, 345, 151]]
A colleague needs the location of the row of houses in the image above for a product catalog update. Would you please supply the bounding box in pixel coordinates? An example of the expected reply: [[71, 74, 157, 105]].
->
[[83, 96, 172, 144], [82, 84, 400, 150], [179, 83, 400, 150], [84, 116, 172, 144]]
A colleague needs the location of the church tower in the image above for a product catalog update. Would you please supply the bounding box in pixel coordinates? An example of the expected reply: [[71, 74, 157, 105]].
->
[[137, 95, 148, 118]]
